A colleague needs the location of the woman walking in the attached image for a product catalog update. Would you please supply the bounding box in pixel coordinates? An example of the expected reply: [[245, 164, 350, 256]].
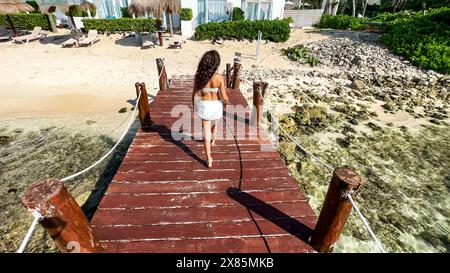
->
[[192, 50, 230, 168]]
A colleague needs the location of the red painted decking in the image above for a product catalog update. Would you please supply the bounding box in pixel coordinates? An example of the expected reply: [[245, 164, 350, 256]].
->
[[91, 76, 317, 253]]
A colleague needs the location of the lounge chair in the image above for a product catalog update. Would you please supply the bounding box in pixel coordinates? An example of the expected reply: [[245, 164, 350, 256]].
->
[[78, 30, 100, 47], [61, 38, 79, 48], [0, 26, 10, 41], [168, 39, 185, 49], [141, 34, 155, 49], [61, 29, 82, 48], [11, 27, 44, 44]]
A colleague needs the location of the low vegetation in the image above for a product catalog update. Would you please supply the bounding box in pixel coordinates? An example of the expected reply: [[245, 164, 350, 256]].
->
[[82, 18, 157, 33], [0, 14, 55, 31], [195, 19, 291, 43], [281, 45, 320, 67]]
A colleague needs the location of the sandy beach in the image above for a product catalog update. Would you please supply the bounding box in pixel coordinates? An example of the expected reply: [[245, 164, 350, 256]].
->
[[0, 28, 325, 117]]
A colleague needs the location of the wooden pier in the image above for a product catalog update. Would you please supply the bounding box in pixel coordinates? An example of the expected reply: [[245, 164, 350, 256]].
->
[[89, 76, 318, 253]]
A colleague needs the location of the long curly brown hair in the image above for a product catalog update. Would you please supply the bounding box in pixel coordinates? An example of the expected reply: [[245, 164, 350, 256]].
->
[[194, 50, 221, 91]]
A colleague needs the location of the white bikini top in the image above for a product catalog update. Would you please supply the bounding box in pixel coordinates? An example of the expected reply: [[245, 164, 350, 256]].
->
[[201, 87, 219, 94]]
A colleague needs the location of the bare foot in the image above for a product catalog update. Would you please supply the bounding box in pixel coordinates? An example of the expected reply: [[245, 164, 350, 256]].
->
[[207, 158, 213, 168]]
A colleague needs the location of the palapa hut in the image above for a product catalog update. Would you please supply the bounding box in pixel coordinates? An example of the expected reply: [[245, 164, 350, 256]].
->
[[128, 0, 180, 36], [0, 0, 34, 36], [38, 0, 95, 30]]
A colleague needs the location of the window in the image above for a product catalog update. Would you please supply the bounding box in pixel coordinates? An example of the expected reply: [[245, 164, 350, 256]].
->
[[208, 0, 227, 22], [198, 0, 228, 24], [244, 0, 272, 20], [198, 0, 206, 24]]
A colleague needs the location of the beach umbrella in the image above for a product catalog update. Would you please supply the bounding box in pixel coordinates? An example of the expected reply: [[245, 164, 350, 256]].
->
[[128, 0, 155, 18], [128, 0, 180, 36], [0, 0, 34, 36]]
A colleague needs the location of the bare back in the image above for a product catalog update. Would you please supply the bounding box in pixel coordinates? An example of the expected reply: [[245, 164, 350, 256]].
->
[[194, 74, 229, 104]]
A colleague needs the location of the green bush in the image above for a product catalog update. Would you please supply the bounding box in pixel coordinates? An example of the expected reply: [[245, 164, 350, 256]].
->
[[379, 8, 450, 74], [68, 4, 97, 17], [0, 13, 55, 31], [82, 18, 157, 33], [195, 19, 291, 42], [316, 14, 364, 30], [232, 7, 245, 21], [180, 8, 193, 21], [281, 45, 320, 67], [121, 7, 131, 18]]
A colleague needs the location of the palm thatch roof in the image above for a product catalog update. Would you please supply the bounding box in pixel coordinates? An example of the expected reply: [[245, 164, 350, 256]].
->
[[38, 1, 93, 14], [39, 3, 68, 14], [161, 0, 180, 14], [0, 0, 34, 14], [79, 0, 94, 10], [128, 0, 180, 18]]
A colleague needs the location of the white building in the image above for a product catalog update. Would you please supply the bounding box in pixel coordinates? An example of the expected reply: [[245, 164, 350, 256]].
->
[[181, 0, 285, 25]]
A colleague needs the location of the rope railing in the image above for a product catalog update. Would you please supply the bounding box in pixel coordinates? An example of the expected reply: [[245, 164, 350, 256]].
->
[[256, 89, 386, 253], [158, 58, 170, 89], [16, 90, 142, 253]]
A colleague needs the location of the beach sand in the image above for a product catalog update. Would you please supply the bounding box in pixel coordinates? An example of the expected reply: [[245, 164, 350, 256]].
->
[[0, 28, 326, 118]]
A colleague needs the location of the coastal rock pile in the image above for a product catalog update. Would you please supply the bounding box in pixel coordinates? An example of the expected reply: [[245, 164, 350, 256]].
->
[[243, 32, 449, 124]]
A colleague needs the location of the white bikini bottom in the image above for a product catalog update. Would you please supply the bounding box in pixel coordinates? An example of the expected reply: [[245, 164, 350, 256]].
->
[[196, 100, 223, 121]]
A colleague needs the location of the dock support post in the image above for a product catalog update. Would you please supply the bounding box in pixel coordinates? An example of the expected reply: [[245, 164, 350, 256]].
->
[[156, 58, 168, 92], [20, 179, 103, 253], [158, 31, 163, 46], [310, 168, 364, 252], [252, 81, 268, 128], [135, 82, 151, 130], [232, 62, 241, 89], [226, 63, 232, 88]]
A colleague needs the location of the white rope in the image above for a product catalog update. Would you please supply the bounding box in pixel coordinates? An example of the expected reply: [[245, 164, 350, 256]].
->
[[257, 90, 335, 171], [158, 58, 170, 89], [347, 192, 386, 253], [17, 210, 43, 253], [61, 91, 142, 182]]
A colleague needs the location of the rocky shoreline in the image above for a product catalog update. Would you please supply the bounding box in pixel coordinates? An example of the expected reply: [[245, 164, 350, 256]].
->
[[240, 30, 449, 252]]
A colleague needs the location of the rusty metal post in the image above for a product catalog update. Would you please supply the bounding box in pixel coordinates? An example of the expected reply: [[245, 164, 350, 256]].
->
[[231, 62, 241, 89], [252, 81, 268, 128], [156, 58, 168, 92], [309, 168, 364, 252], [135, 82, 151, 130], [20, 179, 103, 253], [226, 63, 232, 88]]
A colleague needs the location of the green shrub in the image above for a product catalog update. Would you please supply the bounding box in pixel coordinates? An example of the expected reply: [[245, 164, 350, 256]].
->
[[180, 8, 193, 21], [82, 18, 157, 33], [281, 45, 308, 61], [281, 45, 320, 67], [232, 7, 245, 21], [195, 19, 291, 42], [68, 4, 97, 17], [0, 13, 55, 31], [26, 1, 39, 13], [379, 8, 450, 74], [316, 14, 364, 30], [121, 7, 131, 18]]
